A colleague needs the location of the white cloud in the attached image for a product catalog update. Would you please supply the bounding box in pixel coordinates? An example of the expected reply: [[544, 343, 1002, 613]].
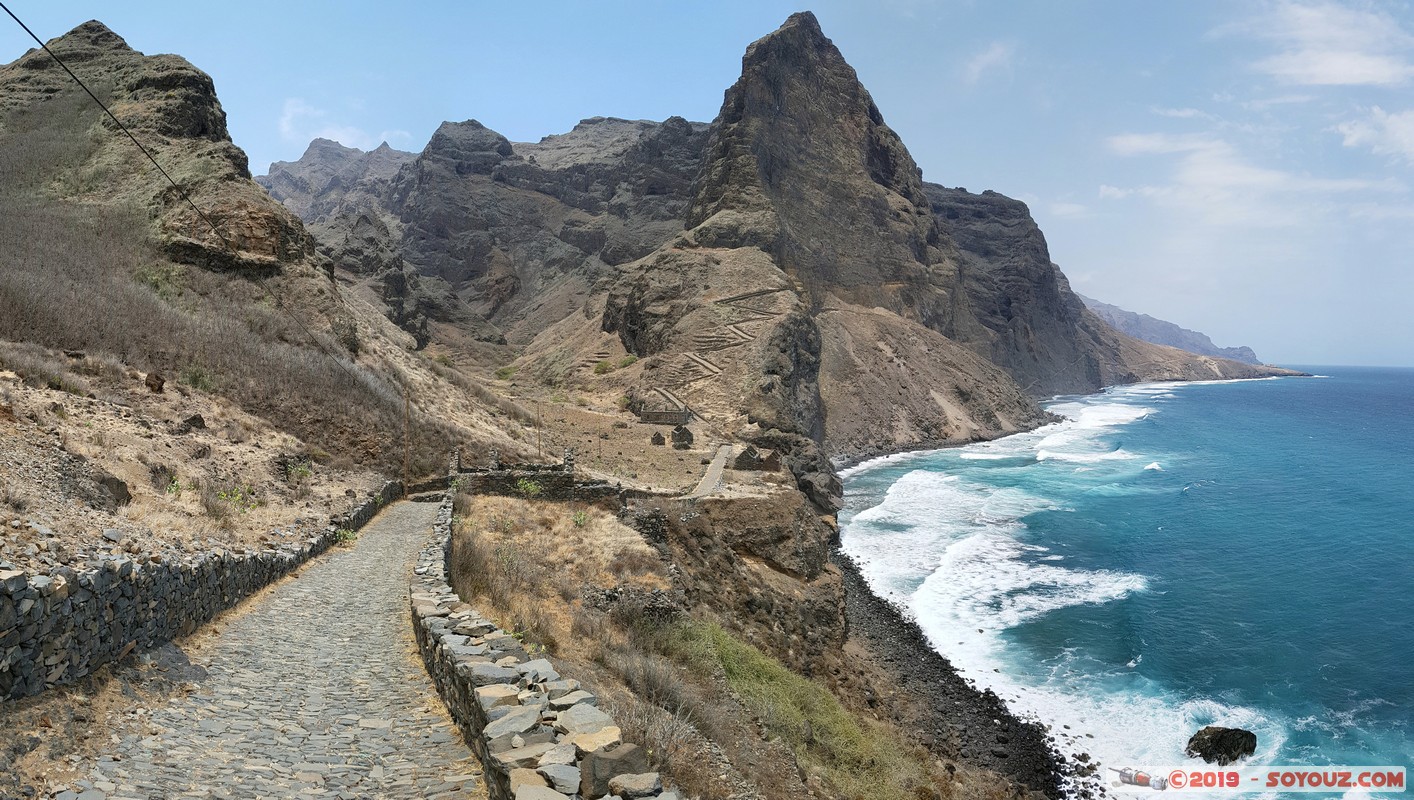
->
[[1337, 106, 1414, 164], [1049, 202, 1090, 218], [1107, 132, 1219, 156], [1239, 93, 1316, 110], [278, 98, 411, 152], [963, 41, 1016, 84], [1152, 107, 1215, 120], [1101, 131, 1400, 226], [1223, 1, 1414, 86]]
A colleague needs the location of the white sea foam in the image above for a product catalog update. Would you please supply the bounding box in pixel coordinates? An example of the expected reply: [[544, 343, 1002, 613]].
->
[[1144, 462, 1163, 471], [913, 529, 1147, 629], [836, 447, 935, 479], [842, 385, 1295, 795], [1037, 448, 1139, 464], [887, 532, 1290, 785]]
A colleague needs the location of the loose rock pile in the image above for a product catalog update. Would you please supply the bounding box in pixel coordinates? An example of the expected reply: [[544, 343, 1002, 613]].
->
[[412, 496, 688, 800]]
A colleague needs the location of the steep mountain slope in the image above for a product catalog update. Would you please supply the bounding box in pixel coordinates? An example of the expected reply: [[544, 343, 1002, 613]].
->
[[1079, 294, 1262, 364], [0, 21, 530, 473], [263, 12, 1298, 503]]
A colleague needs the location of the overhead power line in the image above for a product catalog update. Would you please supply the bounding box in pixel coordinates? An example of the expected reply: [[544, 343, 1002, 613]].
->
[[0, 1, 375, 395]]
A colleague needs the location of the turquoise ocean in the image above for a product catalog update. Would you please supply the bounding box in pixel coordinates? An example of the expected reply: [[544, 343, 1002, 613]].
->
[[839, 368, 1414, 795]]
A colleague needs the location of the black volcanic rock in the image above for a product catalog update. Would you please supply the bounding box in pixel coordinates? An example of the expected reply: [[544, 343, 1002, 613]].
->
[[418, 119, 513, 176], [1080, 294, 1262, 364], [687, 11, 963, 328], [1186, 726, 1257, 765], [926, 186, 1103, 394], [260, 11, 1298, 471], [268, 115, 711, 345]]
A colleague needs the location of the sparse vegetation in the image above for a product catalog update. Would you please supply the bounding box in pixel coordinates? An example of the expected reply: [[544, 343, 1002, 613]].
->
[[215, 484, 260, 514], [659, 623, 947, 800], [593, 359, 614, 374], [0, 341, 90, 396], [618, 354, 639, 368], [0, 87, 458, 477], [495, 365, 516, 380], [1, 486, 29, 513], [134, 263, 186, 302], [180, 364, 216, 391], [514, 477, 542, 498], [334, 527, 357, 545], [447, 493, 958, 800]]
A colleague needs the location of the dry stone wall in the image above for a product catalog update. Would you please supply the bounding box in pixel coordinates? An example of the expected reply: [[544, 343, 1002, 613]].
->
[[412, 495, 686, 800], [0, 480, 403, 701]]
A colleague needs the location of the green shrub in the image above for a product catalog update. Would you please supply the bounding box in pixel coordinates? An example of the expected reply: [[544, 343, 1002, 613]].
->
[[334, 528, 357, 545], [593, 360, 613, 374], [515, 478, 543, 498], [216, 485, 260, 513], [618, 354, 639, 368], [134, 263, 186, 301], [654, 623, 937, 800], [180, 364, 216, 391], [495, 366, 517, 380]]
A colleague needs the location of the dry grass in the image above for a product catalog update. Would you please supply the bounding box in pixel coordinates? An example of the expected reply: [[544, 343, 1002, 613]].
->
[[0, 87, 458, 477], [449, 494, 669, 658], [452, 495, 667, 593], [445, 493, 958, 800]]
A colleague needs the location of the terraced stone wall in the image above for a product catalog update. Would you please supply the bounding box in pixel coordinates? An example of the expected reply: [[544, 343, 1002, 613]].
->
[[0, 480, 403, 701], [412, 495, 684, 800]]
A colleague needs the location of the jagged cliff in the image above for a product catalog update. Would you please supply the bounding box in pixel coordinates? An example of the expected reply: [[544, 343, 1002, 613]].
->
[[261, 12, 1296, 502], [1079, 294, 1262, 364], [0, 21, 319, 274], [0, 20, 530, 470]]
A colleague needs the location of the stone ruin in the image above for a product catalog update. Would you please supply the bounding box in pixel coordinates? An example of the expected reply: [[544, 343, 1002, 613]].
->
[[732, 446, 781, 471], [670, 425, 693, 450], [650, 431, 665, 446]]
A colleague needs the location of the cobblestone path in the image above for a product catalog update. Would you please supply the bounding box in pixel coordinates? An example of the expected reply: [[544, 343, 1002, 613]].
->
[[63, 501, 484, 800], [686, 445, 732, 499]]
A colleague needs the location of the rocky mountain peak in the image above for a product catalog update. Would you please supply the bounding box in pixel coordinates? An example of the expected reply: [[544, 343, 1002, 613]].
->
[[424, 119, 513, 173], [305, 137, 360, 157], [30, 20, 133, 62], [687, 10, 943, 309]]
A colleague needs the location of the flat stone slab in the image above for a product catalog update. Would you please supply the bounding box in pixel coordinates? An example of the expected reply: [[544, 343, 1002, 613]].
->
[[554, 702, 615, 735], [463, 662, 522, 686], [611, 770, 664, 798], [483, 705, 543, 740], [539, 762, 580, 793], [549, 689, 596, 710]]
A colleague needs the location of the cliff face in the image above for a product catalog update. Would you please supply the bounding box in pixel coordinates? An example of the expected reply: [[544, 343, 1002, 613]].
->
[[1079, 294, 1262, 364], [262, 11, 1296, 500], [0, 21, 319, 274], [0, 20, 532, 471]]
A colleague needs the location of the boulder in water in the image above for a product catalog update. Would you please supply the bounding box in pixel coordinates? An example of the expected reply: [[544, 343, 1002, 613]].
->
[[1185, 726, 1257, 765]]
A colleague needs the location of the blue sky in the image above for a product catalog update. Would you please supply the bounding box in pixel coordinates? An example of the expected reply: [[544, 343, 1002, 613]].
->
[[3, 1, 1411, 366]]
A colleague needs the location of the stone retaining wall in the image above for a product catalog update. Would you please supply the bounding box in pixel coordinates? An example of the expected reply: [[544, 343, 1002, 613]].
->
[[451, 470, 624, 505], [0, 480, 403, 701], [412, 495, 686, 800]]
